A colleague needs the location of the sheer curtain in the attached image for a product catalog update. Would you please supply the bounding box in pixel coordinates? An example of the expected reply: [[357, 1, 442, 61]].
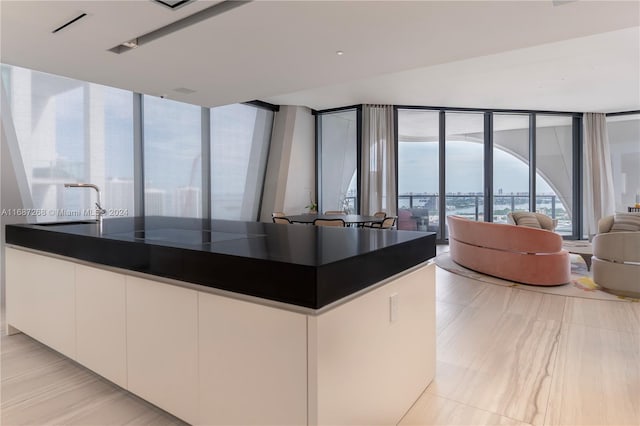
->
[[584, 112, 616, 237], [361, 105, 396, 216]]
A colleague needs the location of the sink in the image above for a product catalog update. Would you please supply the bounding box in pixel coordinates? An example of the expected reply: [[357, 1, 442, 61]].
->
[[37, 220, 98, 227]]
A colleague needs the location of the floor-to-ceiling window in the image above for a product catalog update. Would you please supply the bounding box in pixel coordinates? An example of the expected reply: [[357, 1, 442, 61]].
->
[[143, 95, 202, 218], [103, 89, 135, 216], [211, 104, 274, 221], [607, 113, 640, 212], [445, 112, 485, 235], [317, 108, 359, 213], [1, 64, 134, 222], [2, 65, 276, 224], [397, 109, 440, 236], [536, 115, 573, 235], [395, 107, 580, 240], [492, 114, 530, 222]]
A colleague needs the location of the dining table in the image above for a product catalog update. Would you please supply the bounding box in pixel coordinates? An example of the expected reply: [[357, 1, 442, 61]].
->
[[284, 214, 385, 227]]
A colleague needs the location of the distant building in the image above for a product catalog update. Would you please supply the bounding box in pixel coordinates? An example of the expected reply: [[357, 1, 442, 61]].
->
[[105, 178, 134, 214], [175, 186, 201, 218], [145, 188, 167, 216]]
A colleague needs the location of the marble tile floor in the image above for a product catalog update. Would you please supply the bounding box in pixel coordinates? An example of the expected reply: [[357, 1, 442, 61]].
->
[[399, 269, 639, 426], [2, 248, 639, 425]]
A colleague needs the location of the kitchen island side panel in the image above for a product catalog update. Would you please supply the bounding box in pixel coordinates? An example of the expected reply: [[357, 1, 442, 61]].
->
[[309, 263, 436, 426]]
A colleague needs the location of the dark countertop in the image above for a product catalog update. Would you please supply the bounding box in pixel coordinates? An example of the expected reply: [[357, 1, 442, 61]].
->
[[5, 217, 436, 309]]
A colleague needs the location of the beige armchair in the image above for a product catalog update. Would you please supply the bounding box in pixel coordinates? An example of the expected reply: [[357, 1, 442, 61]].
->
[[592, 215, 640, 298], [507, 212, 558, 231]]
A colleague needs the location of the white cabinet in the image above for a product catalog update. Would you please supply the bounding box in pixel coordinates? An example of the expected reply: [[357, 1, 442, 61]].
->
[[198, 292, 307, 426], [75, 265, 127, 388], [125, 276, 198, 425], [6, 248, 76, 359], [6, 247, 435, 426], [309, 263, 435, 426]]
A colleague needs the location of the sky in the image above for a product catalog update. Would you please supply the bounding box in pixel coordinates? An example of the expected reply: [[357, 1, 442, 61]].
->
[[398, 141, 553, 194]]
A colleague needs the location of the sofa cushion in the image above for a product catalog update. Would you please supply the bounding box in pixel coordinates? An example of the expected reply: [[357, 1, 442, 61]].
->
[[511, 212, 542, 229], [535, 214, 556, 231], [610, 213, 640, 232], [597, 215, 615, 234]]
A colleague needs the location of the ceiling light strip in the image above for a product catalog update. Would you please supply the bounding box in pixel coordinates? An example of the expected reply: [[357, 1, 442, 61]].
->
[[52, 12, 87, 34], [111, 0, 252, 54]]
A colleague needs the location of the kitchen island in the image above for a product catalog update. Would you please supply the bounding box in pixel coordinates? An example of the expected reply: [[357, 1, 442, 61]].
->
[[5, 217, 436, 425]]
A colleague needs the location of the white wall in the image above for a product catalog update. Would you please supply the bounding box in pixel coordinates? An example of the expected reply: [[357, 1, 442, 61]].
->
[[1, 85, 31, 313], [260, 106, 315, 221], [283, 107, 315, 215]]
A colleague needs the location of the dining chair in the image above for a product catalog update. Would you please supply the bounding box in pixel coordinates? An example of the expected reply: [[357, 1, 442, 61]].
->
[[272, 217, 293, 224], [313, 218, 346, 227], [272, 212, 286, 218], [324, 210, 345, 215], [368, 216, 397, 229], [363, 211, 387, 227]]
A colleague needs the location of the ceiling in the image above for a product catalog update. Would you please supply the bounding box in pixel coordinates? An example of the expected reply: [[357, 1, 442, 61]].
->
[[1, 0, 638, 113]]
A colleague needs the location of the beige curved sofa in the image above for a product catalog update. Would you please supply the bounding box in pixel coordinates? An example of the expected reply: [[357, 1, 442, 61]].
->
[[592, 215, 640, 298], [447, 215, 571, 286]]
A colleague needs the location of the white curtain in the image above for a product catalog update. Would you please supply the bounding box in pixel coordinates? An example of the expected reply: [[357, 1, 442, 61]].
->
[[584, 112, 616, 236], [361, 105, 396, 216]]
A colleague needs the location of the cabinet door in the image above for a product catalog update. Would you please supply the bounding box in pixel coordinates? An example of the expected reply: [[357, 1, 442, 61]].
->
[[126, 276, 198, 424], [311, 263, 436, 426], [75, 265, 127, 388], [198, 292, 307, 426], [6, 248, 76, 359]]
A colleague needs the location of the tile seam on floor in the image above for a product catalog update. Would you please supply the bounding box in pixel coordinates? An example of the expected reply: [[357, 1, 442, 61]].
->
[[31, 390, 124, 426], [435, 301, 467, 336], [465, 282, 491, 306], [425, 391, 535, 425], [540, 297, 567, 426], [558, 319, 640, 336], [396, 385, 430, 425]]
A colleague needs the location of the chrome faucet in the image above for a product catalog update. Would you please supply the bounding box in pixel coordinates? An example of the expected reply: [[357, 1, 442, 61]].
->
[[63, 183, 106, 221]]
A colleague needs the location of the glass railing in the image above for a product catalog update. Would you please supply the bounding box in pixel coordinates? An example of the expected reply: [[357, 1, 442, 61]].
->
[[396, 193, 571, 235], [346, 193, 570, 235]]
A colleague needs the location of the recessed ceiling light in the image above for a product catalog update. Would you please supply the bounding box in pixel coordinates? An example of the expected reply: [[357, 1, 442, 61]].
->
[[336, 51, 344, 56], [122, 39, 139, 49]]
